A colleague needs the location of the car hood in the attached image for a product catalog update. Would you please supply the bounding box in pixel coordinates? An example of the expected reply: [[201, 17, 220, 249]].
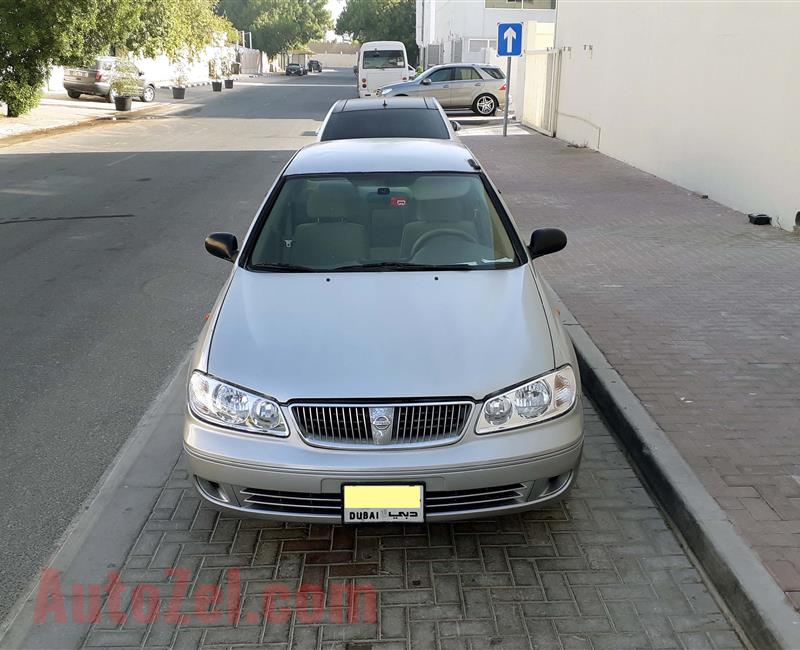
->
[[207, 265, 554, 402], [381, 80, 419, 93]]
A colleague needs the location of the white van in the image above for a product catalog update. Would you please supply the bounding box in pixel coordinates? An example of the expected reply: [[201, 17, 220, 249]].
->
[[358, 41, 410, 98]]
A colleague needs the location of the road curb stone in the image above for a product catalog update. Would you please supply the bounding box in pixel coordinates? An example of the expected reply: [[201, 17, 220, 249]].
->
[[541, 278, 800, 650]]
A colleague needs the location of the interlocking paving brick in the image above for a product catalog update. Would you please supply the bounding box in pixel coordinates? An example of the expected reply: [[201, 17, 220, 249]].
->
[[468, 133, 800, 610], [78, 402, 742, 648]]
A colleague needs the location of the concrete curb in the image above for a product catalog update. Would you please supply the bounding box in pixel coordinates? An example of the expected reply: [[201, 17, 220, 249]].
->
[[0, 357, 189, 649], [158, 80, 214, 89], [540, 278, 800, 650], [0, 101, 175, 148]]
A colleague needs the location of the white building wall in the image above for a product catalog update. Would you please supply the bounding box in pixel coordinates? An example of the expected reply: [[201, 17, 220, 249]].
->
[[46, 43, 248, 92], [555, 1, 800, 231]]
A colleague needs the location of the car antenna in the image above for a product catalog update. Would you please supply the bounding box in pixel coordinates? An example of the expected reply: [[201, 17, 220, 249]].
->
[[382, 99, 388, 108]]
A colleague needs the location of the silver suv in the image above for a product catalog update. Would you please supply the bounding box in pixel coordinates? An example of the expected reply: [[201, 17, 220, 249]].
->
[[63, 56, 156, 103], [185, 139, 583, 524], [377, 63, 506, 115]]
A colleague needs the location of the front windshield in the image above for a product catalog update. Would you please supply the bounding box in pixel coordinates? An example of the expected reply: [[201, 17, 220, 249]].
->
[[248, 173, 521, 271], [363, 50, 405, 69]]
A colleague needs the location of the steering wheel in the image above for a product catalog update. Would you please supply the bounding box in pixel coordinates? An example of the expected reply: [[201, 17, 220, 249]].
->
[[410, 228, 478, 259]]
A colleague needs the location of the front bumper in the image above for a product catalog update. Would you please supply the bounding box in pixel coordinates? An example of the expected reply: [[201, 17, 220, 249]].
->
[[184, 397, 583, 523]]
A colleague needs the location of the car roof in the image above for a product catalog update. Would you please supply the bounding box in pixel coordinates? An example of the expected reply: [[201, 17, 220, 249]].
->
[[360, 41, 405, 50], [285, 139, 478, 175], [332, 97, 436, 113], [425, 62, 500, 71]]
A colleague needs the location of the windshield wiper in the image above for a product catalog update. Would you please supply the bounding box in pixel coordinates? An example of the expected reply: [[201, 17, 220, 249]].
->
[[249, 262, 316, 272], [332, 262, 478, 272]]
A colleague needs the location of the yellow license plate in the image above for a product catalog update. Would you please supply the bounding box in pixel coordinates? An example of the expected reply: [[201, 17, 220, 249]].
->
[[342, 484, 424, 524]]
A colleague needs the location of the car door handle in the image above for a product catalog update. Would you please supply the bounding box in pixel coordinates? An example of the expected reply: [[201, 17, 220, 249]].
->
[[474, 83, 482, 86], [443, 84, 450, 88]]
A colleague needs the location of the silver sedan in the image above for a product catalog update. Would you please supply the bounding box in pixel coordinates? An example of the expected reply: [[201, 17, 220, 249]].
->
[[377, 63, 507, 115], [184, 138, 583, 524]]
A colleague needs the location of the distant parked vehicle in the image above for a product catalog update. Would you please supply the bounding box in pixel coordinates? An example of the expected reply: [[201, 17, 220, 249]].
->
[[286, 63, 307, 76], [358, 40, 410, 98], [317, 97, 459, 142], [63, 56, 156, 103], [307, 60, 322, 73], [377, 63, 507, 116]]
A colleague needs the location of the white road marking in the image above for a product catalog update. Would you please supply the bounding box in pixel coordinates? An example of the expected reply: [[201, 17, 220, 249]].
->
[[107, 153, 138, 166]]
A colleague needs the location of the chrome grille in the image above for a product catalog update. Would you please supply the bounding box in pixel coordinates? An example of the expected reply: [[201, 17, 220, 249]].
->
[[291, 402, 472, 448], [237, 483, 528, 517], [240, 488, 341, 516], [425, 483, 527, 514]]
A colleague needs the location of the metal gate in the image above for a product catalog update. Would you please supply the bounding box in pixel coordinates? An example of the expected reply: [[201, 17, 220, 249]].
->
[[237, 48, 263, 75], [520, 48, 561, 136]]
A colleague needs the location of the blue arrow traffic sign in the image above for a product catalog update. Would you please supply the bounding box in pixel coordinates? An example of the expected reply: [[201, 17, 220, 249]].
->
[[497, 22, 523, 57]]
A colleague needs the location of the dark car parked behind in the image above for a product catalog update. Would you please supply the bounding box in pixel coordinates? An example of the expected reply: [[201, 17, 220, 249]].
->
[[307, 60, 322, 73], [63, 56, 156, 103], [317, 97, 459, 142], [286, 63, 307, 76]]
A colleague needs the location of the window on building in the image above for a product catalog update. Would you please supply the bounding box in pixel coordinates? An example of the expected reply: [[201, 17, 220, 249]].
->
[[469, 39, 498, 54], [469, 39, 488, 53], [484, 0, 555, 8]]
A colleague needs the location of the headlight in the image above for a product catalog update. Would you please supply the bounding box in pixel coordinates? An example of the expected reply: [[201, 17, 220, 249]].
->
[[378, 88, 391, 95], [188, 371, 287, 436], [476, 366, 577, 434]]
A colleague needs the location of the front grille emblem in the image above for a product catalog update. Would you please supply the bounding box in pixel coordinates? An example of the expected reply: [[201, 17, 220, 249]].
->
[[369, 407, 394, 445]]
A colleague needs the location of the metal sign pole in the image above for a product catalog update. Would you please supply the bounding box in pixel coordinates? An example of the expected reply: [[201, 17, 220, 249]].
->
[[503, 56, 512, 137]]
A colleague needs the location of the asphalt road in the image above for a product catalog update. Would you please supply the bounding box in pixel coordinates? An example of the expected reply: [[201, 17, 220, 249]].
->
[[0, 69, 357, 621]]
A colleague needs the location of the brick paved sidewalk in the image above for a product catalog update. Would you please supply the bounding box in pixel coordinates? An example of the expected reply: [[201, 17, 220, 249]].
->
[[67, 402, 741, 650], [468, 134, 800, 609]]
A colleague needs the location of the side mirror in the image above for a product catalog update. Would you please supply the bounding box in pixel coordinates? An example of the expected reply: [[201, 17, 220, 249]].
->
[[205, 232, 238, 262], [450, 120, 461, 132], [528, 228, 567, 259], [420, 78, 431, 85]]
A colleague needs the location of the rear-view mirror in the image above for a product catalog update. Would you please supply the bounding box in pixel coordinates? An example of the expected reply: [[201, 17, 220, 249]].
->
[[205, 232, 239, 262], [421, 78, 431, 85], [528, 228, 567, 259], [450, 120, 461, 132]]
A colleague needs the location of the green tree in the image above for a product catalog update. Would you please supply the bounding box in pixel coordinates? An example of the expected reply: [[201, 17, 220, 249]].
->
[[125, 0, 236, 61], [0, 0, 129, 116], [216, 0, 330, 58], [0, 0, 233, 117], [336, 0, 417, 64]]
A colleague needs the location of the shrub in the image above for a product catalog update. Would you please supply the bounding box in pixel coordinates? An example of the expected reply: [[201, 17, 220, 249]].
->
[[173, 62, 189, 88], [110, 60, 141, 98], [0, 63, 46, 117]]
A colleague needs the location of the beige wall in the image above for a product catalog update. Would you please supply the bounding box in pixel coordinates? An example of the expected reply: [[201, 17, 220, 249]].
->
[[555, 1, 800, 231], [313, 52, 358, 68]]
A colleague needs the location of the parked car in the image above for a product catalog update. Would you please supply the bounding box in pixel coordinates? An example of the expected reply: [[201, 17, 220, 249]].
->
[[317, 97, 460, 141], [307, 60, 322, 73], [186, 138, 583, 524], [63, 56, 156, 103], [286, 63, 307, 76], [377, 63, 506, 115]]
